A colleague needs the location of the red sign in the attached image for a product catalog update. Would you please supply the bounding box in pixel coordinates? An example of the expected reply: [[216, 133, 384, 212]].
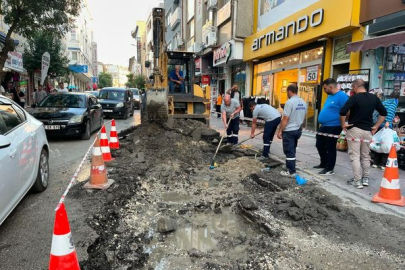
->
[[202, 75, 210, 85], [195, 58, 201, 73]]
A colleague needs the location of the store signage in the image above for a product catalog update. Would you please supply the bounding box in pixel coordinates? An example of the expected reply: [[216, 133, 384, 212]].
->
[[40, 52, 50, 85], [306, 65, 319, 81], [214, 42, 232, 65], [5, 51, 24, 73], [217, 1, 231, 26], [202, 75, 210, 85], [195, 58, 201, 73], [69, 65, 88, 73], [252, 8, 324, 51]]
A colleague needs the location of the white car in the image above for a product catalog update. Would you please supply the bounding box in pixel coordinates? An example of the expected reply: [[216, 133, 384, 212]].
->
[[0, 96, 49, 225]]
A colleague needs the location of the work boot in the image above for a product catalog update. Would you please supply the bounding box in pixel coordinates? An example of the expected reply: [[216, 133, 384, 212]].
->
[[280, 171, 296, 178], [347, 178, 363, 189], [313, 164, 325, 170]]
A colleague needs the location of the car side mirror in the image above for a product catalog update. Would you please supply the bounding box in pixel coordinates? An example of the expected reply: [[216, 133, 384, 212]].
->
[[0, 135, 11, 149], [91, 104, 100, 109]]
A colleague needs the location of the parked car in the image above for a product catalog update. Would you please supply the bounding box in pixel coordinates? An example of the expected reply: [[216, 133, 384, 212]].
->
[[30, 92, 103, 140], [98, 88, 134, 119], [85, 90, 99, 98], [0, 96, 49, 225], [129, 88, 141, 109]]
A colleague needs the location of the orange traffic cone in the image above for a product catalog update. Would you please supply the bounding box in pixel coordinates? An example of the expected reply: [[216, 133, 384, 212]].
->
[[49, 203, 80, 270], [372, 145, 405, 206], [84, 136, 114, 190], [109, 119, 119, 149], [100, 125, 114, 162]]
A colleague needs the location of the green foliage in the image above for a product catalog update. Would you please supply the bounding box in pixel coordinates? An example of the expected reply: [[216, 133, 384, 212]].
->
[[126, 73, 146, 90], [1, 0, 81, 39], [23, 31, 69, 77], [0, 0, 81, 78], [98, 72, 113, 88]]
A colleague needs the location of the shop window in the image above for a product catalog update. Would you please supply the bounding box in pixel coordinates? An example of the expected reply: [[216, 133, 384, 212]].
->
[[256, 61, 271, 74], [301, 47, 323, 64], [272, 53, 300, 70], [383, 45, 405, 108], [333, 35, 351, 63]]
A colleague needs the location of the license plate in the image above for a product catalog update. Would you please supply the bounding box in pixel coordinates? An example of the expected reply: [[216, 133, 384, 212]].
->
[[45, 125, 61, 130], [103, 109, 113, 112]]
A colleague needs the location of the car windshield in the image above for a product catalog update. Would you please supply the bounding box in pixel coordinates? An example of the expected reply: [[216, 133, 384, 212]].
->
[[99, 90, 125, 100], [131, 89, 139, 95], [38, 94, 86, 108], [88, 91, 99, 97]]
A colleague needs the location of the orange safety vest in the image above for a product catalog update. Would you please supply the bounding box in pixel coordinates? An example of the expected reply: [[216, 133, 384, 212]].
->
[[216, 95, 222, 105]]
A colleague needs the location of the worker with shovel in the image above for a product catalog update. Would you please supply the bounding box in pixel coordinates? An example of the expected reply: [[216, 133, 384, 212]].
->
[[249, 102, 281, 160], [222, 94, 242, 144]]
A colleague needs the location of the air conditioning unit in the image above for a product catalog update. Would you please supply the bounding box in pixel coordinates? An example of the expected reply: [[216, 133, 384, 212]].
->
[[208, 0, 217, 9], [203, 28, 217, 47], [192, 42, 202, 53]]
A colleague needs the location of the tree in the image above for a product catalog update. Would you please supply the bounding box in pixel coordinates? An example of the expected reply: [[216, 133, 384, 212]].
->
[[0, 0, 81, 79], [23, 31, 69, 78], [98, 72, 112, 88], [126, 73, 146, 89]]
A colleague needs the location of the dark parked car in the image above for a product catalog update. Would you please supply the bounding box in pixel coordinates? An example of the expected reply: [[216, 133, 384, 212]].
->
[[129, 88, 141, 109], [30, 93, 103, 140], [98, 88, 134, 119]]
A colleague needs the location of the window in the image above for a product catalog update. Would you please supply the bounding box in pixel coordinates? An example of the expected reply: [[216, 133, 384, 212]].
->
[[189, 19, 194, 38], [72, 52, 78, 61], [0, 104, 24, 134], [187, 0, 195, 21], [71, 29, 77, 41]]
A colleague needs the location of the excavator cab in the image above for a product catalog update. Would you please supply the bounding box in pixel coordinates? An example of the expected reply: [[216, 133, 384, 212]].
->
[[141, 8, 210, 125]]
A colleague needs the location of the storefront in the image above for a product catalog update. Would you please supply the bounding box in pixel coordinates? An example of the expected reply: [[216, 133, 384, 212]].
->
[[244, 0, 362, 130], [346, 0, 405, 126]]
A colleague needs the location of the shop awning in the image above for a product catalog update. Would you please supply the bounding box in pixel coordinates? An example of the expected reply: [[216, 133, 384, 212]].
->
[[346, 31, 405, 53]]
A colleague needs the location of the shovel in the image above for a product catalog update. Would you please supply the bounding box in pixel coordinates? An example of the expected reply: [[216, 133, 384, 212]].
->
[[210, 117, 232, 168], [220, 130, 264, 152]]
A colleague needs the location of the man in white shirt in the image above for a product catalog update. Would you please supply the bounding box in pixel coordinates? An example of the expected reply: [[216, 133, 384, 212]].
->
[[57, 82, 68, 93]]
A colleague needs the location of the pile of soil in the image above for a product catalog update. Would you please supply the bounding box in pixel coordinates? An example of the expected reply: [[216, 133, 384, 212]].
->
[[70, 120, 405, 270]]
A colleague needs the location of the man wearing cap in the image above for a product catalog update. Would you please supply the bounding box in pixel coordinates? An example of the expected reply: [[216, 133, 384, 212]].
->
[[249, 102, 281, 160]]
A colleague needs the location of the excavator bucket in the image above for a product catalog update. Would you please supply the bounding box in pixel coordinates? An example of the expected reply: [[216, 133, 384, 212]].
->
[[141, 88, 168, 124]]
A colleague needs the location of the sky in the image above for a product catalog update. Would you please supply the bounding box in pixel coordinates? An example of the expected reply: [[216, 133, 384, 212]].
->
[[88, 0, 163, 67]]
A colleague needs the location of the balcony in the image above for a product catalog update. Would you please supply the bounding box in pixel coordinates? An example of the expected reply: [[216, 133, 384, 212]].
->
[[170, 8, 181, 30]]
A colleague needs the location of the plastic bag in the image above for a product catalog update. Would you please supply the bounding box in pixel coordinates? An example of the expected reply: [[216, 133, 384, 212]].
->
[[336, 131, 348, 152], [370, 128, 400, 153]]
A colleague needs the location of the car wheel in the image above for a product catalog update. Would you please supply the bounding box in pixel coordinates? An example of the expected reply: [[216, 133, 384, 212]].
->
[[123, 110, 128, 120], [81, 120, 91, 140], [130, 106, 134, 116], [32, 148, 49, 192]]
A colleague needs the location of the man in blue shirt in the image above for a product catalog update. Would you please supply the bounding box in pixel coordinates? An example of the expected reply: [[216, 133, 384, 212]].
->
[[315, 78, 348, 175], [169, 65, 185, 93]]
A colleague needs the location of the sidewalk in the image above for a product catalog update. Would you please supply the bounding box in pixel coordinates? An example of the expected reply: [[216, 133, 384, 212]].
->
[[209, 115, 405, 218]]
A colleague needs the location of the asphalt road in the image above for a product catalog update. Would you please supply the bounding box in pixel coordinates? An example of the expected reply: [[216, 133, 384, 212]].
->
[[0, 111, 140, 270]]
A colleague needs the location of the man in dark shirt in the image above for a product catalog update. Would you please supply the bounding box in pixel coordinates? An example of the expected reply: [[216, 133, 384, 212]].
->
[[169, 65, 185, 93], [339, 79, 387, 189]]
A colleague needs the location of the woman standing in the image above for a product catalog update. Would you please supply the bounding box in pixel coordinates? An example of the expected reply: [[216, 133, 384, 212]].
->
[[12, 85, 25, 108]]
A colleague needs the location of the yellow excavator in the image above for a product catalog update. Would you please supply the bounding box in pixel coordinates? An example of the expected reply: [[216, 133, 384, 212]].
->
[[141, 8, 211, 125]]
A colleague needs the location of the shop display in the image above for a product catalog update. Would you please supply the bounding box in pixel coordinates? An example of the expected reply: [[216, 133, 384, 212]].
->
[[384, 45, 405, 98], [336, 70, 370, 91]]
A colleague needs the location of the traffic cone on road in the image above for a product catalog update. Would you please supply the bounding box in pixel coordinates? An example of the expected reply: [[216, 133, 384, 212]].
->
[[84, 136, 114, 190], [372, 145, 405, 206], [109, 119, 119, 149], [100, 125, 114, 162], [49, 203, 80, 270]]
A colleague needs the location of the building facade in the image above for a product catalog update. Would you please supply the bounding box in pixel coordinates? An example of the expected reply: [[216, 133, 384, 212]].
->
[[346, 0, 405, 124], [65, 0, 95, 91], [130, 21, 146, 76], [243, 0, 362, 131]]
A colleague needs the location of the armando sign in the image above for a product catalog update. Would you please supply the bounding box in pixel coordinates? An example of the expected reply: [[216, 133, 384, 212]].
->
[[252, 8, 324, 51]]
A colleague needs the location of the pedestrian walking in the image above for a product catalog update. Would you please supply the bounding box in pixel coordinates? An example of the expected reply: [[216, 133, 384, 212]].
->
[[340, 79, 387, 189], [34, 85, 48, 105], [249, 102, 281, 160], [314, 78, 349, 175], [12, 85, 25, 108], [221, 94, 242, 145], [371, 91, 399, 169], [277, 84, 307, 178], [216, 92, 223, 119]]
